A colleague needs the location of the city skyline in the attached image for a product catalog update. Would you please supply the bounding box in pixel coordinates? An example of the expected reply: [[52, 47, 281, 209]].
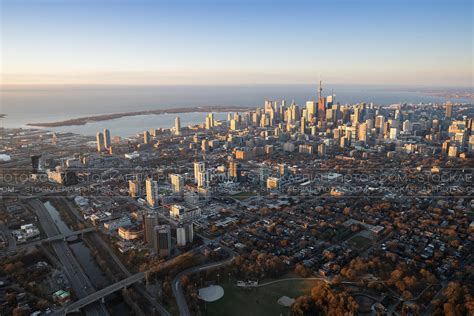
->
[[1, 0, 472, 87]]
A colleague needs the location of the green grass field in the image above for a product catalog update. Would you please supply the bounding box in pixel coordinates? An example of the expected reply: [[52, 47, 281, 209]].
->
[[203, 278, 320, 316], [230, 191, 257, 200]]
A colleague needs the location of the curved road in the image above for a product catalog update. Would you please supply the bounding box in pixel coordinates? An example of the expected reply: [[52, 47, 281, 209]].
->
[[172, 253, 235, 316]]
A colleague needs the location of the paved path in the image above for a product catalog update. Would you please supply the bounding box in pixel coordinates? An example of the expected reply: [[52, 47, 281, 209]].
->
[[255, 277, 329, 288]]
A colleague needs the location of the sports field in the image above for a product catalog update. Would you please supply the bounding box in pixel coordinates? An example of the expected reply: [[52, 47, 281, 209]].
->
[[203, 278, 321, 316]]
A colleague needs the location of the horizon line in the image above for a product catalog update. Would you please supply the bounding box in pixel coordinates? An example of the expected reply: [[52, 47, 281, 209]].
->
[[1, 82, 472, 90]]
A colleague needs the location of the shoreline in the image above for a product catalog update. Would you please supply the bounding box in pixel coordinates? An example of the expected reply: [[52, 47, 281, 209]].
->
[[26, 106, 252, 127]]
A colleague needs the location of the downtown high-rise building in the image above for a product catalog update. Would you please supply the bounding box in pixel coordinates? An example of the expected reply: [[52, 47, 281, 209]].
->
[[375, 115, 385, 134], [445, 101, 453, 119], [300, 116, 306, 134], [352, 106, 361, 125], [358, 123, 368, 143], [306, 101, 317, 121]]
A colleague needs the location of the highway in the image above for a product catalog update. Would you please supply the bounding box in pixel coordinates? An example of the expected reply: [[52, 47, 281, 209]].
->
[[29, 196, 230, 315], [28, 199, 108, 316], [9, 227, 97, 253], [91, 232, 171, 316], [1, 227, 96, 257], [59, 197, 171, 316], [62, 272, 145, 314]]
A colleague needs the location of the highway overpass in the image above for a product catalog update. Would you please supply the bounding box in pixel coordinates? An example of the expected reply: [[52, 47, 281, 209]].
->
[[60, 272, 145, 314]]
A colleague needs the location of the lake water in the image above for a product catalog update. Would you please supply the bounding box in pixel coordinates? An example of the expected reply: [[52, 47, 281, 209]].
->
[[42, 111, 230, 138], [1, 84, 470, 136]]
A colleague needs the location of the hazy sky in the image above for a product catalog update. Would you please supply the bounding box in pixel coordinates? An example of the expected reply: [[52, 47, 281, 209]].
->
[[1, 0, 472, 86]]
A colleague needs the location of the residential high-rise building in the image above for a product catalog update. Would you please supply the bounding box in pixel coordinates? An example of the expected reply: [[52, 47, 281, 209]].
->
[[340, 136, 349, 148], [208, 113, 214, 128], [146, 178, 159, 208], [448, 145, 458, 157], [197, 170, 208, 188], [143, 130, 151, 144], [128, 180, 141, 198], [170, 174, 184, 196], [278, 163, 288, 177], [318, 143, 326, 156], [230, 119, 238, 130], [229, 161, 242, 182], [96, 132, 105, 152], [31, 155, 42, 173], [194, 162, 205, 183], [143, 213, 158, 247], [184, 221, 194, 244], [201, 139, 209, 152], [468, 135, 474, 153], [103, 129, 111, 149], [403, 120, 412, 132], [154, 225, 171, 256], [175, 116, 181, 135], [389, 127, 398, 140], [176, 221, 194, 247], [176, 224, 187, 247], [205, 115, 212, 130]]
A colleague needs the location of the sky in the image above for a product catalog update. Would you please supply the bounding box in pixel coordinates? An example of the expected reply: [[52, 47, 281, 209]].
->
[[0, 0, 472, 87]]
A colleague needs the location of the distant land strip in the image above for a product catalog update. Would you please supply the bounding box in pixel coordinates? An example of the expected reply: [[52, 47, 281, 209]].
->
[[419, 91, 474, 100], [27, 106, 253, 127]]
